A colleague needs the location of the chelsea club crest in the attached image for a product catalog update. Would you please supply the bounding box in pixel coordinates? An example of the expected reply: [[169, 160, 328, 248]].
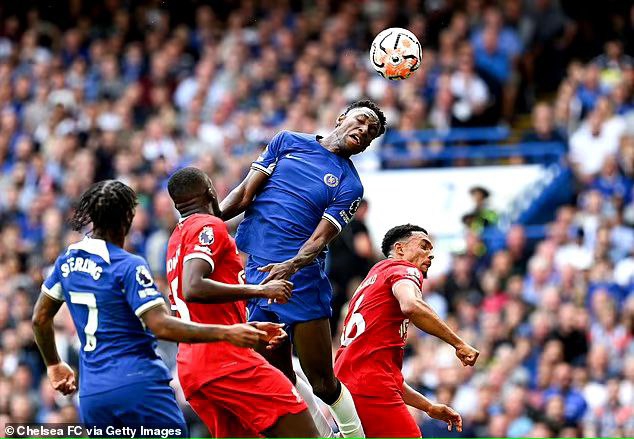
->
[[323, 174, 339, 187]]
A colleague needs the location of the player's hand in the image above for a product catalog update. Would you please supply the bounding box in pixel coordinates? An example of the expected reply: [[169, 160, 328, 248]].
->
[[47, 362, 77, 395], [258, 261, 296, 284], [224, 323, 267, 348], [257, 279, 293, 304], [249, 322, 287, 350], [455, 342, 479, 366], [427, 403, 463, 432]]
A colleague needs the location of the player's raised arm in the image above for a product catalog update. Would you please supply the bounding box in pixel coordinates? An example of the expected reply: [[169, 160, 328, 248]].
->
[[220, 169, 269, 221], [402, 383, 463, 432], [32, 292, 77, 395], [220, 131, 288, 220], [392, 280, 479, 366]]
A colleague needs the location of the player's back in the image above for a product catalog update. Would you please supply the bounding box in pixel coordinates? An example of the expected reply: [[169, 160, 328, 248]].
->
[[42, 237, 171, 397], [166, 214, 262, 396], [334, 259, 424, 398], [236, 130, 364, 262]]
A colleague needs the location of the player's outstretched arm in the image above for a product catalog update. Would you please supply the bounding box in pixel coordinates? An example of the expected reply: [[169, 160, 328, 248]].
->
[[393, 280, 479, 366], [403, 383, 463, 432], [219, 169, 269, 221], [141, 303, 267, 348], [32, 293, 77, 395], [182, 258, 293, 303], [259, 219, 339, 283]]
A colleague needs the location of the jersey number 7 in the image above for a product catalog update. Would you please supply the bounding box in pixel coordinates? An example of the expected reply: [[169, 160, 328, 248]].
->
[[69, 292, 99, 352]]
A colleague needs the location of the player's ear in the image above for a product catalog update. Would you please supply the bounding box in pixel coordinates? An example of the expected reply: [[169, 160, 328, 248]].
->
[[335, 113, 346, 127], [206, 187, 220, 205], [393, 241, 404, 256]]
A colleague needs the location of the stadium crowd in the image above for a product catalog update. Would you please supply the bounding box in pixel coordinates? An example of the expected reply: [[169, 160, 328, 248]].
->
[[0, 0, 632, 437]]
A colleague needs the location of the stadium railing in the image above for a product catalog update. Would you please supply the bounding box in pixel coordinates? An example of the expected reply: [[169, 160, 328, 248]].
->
[[383, 126, 511, 144], [380, 141, 567, 166]]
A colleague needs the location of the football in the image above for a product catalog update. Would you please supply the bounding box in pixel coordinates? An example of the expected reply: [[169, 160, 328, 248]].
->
[[369, 27, 422, 80]]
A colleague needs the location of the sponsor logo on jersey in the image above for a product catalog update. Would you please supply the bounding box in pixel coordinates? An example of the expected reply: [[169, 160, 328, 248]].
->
[[256, 146, 269, 162], [138, 288, 160, 299], [198, 227, 214, 245], [285, 153, 304, 161], [136, 265, 154, 287], [323, 173, 339, 187], [407, 267, 421, 279], [194, 245, 213, 255], [339, 209, 351, 223], [349, 197, 362, 215]]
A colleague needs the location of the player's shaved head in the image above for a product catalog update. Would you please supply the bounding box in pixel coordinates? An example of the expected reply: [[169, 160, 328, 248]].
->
[[167, 167, 210, 202], [167, 167, 221, 217], [381, 224, 429, 257]]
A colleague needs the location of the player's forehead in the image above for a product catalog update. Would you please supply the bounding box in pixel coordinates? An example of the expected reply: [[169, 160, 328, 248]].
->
[[409, 231, 433, 248], [345, 107, 379, 124]]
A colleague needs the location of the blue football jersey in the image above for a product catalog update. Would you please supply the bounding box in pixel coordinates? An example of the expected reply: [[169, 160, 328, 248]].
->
[[236, 130, 364, 261], [41, 237, 171, 396]]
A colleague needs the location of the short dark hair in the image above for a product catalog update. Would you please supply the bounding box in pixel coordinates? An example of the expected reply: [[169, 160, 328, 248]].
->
[[70, 180, 137, 233], [167, 167, 209, 201], [381, 224, 428, 257], [343, 99, 387, 136]]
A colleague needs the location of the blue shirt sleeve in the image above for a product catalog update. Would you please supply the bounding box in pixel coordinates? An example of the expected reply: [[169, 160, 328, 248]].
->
[[122, 256, 166, 317], [322, 175, 363, 232], [41, 259, 65, 302], [251, 131, 288, 176]]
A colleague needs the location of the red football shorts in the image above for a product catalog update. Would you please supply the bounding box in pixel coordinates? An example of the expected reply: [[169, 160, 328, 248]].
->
[[186, 362, 307, 438], [353, 393, 422, 438]]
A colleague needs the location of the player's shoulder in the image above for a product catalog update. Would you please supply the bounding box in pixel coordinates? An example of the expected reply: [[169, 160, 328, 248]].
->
[[115, 247, 148, 271], [184, 213, 226, 230], [182, 213, 227, 239], [278, 130, 314, 143], [376, 258, 422, 278], [343, 161, 362, 188]]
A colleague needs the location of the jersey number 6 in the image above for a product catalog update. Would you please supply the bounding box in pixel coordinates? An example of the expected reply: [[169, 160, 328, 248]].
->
[[340, 294, 366, 347]]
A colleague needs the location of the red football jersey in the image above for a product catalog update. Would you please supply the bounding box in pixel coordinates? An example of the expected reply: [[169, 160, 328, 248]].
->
[[166, 213, 259, 396], [334, 259, 424, 398]]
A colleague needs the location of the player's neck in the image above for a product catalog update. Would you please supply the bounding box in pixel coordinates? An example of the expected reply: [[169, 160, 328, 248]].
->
[[91, 229, 125, 248], [177, 205, 212, 219], [318, 133, 351, 158]]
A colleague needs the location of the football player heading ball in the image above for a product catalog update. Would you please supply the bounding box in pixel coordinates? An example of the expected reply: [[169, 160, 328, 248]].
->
[[221, 99, 387, 437]]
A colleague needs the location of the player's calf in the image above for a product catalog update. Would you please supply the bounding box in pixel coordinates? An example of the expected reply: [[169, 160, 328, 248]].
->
[[294, 319, 365, 437]]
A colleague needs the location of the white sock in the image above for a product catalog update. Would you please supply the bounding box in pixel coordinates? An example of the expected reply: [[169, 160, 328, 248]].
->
[[327, 382, 365, 438], [294, 367, 335, 438]]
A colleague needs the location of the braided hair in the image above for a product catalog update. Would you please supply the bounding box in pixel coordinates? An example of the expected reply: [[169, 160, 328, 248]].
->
[[71, 180, 138, 233]]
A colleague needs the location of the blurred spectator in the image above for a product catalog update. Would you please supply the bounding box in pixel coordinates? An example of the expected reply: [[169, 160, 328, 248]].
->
[[543, 363, 588, 424], [521, 102, 566, 144], [463, 186, 498, 233], [450, 43, 490, 127]]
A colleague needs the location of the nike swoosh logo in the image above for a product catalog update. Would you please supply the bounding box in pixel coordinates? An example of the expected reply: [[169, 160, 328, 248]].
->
[[285, 153, 304, 161]]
